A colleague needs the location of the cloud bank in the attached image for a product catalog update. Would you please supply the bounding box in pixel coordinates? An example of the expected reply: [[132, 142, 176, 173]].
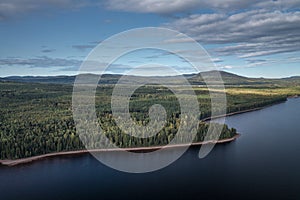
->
[[165, 10, 300, 58], [0, 0, 89, 20], [0, 56, 82, 68]]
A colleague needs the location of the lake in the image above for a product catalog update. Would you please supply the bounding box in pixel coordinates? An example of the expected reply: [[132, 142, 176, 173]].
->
[[1, 98, 300, 200]]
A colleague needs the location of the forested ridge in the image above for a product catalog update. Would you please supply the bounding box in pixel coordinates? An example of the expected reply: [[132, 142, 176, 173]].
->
[[0, 78, 299, 160]]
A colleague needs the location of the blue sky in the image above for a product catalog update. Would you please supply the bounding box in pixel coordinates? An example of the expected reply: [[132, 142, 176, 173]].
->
[[0, 0, 299, 78]]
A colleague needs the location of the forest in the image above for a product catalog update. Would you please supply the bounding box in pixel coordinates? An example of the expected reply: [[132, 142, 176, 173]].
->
[[1, 72, 300, 160]]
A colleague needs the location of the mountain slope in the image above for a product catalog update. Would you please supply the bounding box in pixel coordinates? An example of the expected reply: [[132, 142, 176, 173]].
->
[[1, 71, 300, 86]]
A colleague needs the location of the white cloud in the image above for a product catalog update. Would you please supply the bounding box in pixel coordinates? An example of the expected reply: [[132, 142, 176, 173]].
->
[[211, 58, 223, 63], [105, 0, 300, 59], [105, 0, 300, 14], [221, 65, 233, 69], [105, 0, 259, 14], [165, 10, 300, 58]]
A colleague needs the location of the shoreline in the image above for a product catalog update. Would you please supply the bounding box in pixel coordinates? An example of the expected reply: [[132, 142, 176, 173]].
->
[[202, 99, 288, 122], [0, 134, 240, 167], [2, 96, 296, 167]]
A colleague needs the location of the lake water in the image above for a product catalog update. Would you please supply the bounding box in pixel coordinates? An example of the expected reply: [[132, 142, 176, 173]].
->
[[1, 98, 300, 200]]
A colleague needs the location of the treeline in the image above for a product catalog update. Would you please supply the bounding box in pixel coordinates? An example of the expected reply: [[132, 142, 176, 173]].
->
[[1, 82, 293, 160], [226, 96, 287, 114], [0, 112, 236, 159]]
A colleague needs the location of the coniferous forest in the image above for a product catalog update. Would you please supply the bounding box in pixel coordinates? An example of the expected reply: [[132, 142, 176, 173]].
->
[[1, 72, 300, 160]]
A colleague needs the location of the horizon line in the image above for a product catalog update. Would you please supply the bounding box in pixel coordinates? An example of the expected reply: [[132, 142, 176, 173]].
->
[[1, 70, 300, 79]]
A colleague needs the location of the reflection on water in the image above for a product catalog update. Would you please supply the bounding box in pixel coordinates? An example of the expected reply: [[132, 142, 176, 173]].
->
[[1, 98, 300, 200]]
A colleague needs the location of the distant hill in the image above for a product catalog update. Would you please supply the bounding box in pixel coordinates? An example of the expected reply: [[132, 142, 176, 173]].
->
[[0, 74, 122, 85], [0, 75, 75, 84], [188, 71, 260, 85], [1, 71, 300, 86]]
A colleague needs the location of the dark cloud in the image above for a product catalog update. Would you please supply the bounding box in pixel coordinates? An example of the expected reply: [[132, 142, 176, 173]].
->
[[0, 56, 82, 68], [105, 0, 300, 14], [246, 59, 267, 64], [2, 0, 299, 69], [105, 0, 259, 14], [0, 56, 140, 74], [245, 55, 300, 67], [165, 10, 300, 58], [105, 0, 300, 59], [3, 0, 297, 20]]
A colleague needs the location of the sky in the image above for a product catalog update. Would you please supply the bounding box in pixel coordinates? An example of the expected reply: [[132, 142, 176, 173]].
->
[[0, 0, 299, 78]]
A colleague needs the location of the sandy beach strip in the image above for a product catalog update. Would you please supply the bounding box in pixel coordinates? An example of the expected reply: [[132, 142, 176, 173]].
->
[[0, 134, 240, 167]]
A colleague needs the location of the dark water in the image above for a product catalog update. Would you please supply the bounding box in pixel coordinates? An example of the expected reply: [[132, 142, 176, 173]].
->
[[1, 98, 300, 200]]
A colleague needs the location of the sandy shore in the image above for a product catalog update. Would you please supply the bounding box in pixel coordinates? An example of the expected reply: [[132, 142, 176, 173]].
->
[[0, 134, 240, 167], [1, 95, 297, 167]]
